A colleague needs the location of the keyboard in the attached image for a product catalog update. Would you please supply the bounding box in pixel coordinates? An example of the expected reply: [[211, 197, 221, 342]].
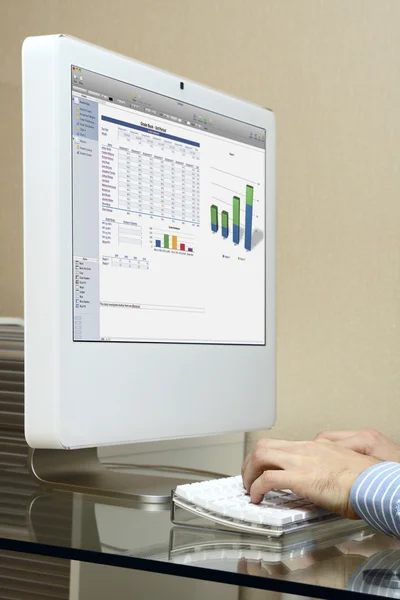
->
[[172, 475, 342, 537]]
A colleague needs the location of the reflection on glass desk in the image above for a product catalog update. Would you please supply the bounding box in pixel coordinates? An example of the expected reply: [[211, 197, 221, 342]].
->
[[1, 462, 400, 599], [169, 526, 400, 597]]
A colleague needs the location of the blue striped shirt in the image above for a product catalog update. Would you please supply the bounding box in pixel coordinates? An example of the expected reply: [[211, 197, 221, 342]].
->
[[350, 462, 400, 538]]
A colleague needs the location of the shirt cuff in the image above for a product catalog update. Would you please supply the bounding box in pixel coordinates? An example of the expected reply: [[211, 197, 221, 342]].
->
[[350, 461, 400, 538]]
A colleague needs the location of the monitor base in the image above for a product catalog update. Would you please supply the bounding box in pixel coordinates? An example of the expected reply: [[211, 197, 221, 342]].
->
[[28, 447, 201, 504]]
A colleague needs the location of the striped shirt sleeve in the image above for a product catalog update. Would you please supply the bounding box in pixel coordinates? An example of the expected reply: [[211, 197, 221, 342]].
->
[[350, 462, 400, 538]]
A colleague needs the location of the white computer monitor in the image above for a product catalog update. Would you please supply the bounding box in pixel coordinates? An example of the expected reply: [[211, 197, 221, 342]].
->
[[22, 35, 276, 450]]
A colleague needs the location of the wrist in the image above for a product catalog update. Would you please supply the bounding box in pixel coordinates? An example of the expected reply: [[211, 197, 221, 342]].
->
[[340, 470, 363, 519], [340, 457, 381, 519]]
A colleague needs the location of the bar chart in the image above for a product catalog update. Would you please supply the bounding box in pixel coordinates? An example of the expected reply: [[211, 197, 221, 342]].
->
[[210, 184, 254, 251], [150, 227, 195, 254]]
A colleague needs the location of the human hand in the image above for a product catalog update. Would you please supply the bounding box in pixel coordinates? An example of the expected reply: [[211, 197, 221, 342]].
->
[[242, 439, 381, 519], [314, 430, 400, 463]]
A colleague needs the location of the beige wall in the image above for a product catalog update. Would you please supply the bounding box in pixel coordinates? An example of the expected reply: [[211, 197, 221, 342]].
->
[[1, 0, 400, 444]]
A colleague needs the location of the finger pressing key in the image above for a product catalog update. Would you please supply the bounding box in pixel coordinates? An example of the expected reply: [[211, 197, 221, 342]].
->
[[242, 446, 299, 495], [250, 469, 300, 504]]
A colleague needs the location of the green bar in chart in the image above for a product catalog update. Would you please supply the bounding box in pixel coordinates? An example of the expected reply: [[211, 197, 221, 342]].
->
[[233, 196, 240, 244], [246, 185, 254, 207], [164, 233, 169, 249], [211, 204, 218, 233], [221, 210, 229, 239]]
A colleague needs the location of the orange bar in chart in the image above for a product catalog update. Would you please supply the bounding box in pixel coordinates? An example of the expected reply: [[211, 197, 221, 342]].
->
[[172, 235, 178, 250]]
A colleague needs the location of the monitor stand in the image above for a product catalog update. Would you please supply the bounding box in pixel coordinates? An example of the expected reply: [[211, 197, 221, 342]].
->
[[28, 447, 216, 504]]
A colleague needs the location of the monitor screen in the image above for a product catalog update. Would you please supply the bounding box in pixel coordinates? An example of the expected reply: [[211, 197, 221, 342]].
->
[[72, 67, 266, 345]]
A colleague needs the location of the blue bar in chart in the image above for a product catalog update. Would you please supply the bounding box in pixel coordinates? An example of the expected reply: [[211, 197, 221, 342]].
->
[[244, 185, 254, 251], [155, 239, 161, 248]]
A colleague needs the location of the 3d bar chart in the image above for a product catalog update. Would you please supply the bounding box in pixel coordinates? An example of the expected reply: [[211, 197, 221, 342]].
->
[[210, 184, 255, 251]]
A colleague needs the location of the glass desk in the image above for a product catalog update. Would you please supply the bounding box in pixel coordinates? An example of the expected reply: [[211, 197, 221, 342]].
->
[[1, 443, 400, 600]]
